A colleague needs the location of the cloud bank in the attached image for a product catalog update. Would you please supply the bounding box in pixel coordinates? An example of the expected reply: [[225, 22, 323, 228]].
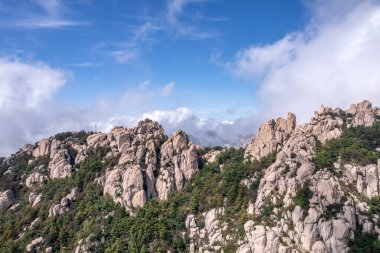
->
[[228, 0, 380, 122], [0, 57, 254, 156]]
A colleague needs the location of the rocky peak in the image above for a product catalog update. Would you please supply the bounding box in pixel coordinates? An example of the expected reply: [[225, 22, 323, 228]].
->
[[347, 100, 378, 127], [246, 100, 380, 162], [9, 118, 197, 212], [135, 118, 163, 135], [236, 100, 380, 253], [92, 120, 199, 211], [244, 112, 296, 161]]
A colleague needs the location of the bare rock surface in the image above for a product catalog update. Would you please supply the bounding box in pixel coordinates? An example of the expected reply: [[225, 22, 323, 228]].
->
[[0, 190, 15, 210], [32, 139, 51, 158], [100, 120, 199, 210], [48, 139, 73, 179], [26, 237, 43, 252], [245, 112, 296, 161], [236, 101, 380, 253], [49, 187, 80, 216], [29, 192, 42, 209], [186, 208, 226, 253], [25, 170, 48, 188], [189, 100, 380, 253]]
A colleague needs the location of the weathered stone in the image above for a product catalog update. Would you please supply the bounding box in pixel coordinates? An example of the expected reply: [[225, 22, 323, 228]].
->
[[32, 139, 51, 158], [48, 140, 73, 179], [0, 190, 15, 210], [102, 121, 199, 210], [245, 112, 296, 161], [25, 172, 48, 188], [49, 187, 79, 216], [29, 192, 42, 209], [234, 100, 380, 253], [26, 237, 43, 252]]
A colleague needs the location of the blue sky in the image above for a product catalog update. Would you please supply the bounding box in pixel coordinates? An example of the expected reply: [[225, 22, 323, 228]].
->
[[1, 0, 380, 155], [0, 0, 306, 112]]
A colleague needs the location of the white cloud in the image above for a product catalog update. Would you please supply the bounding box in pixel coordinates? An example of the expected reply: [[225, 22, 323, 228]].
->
[[2, 0, 87, 29], [143, 107, 194, 126], [228, 33, 303, 79], [228, 0, 380, 123], [0, 57, 253, 155], [0, 57, 66, 110], [141, 107, 256, 147], [0, 57, 68, 155]]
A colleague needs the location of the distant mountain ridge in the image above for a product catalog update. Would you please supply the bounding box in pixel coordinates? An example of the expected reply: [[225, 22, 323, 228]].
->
[[0, 100, 380, 252]]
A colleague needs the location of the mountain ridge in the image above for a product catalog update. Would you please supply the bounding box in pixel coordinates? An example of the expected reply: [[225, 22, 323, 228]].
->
[[0, 100, 380, 252]]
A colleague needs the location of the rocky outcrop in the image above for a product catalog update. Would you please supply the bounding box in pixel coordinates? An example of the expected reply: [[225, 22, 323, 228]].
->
[[74, 235, 103, 253], [185, 101, 380, 253], [245, 112, 296, 161], [156, 130, 199, 200], [0, 190, 15, 210], [103, 165, 147, 209], [49, 187, 79, 216], [29, 192, 42, 209], [32, 139, 51, 158], [25, 170, 48, 188], [347, 100, 378, 127], [26, 237, 43, 252], [186, 208, 227, 253], [100, 120, 199, 211], [341, 162, 380, 199], [202, 149, 223, 164], [236, 100, 380, 253], [48, 140, 73, 179]]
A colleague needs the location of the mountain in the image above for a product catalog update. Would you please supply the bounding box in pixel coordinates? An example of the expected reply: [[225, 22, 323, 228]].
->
[[1, 100, 380, 252]]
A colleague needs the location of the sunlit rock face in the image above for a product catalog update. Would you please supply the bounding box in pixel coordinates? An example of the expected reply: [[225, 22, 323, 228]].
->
[[87, 119, 200, 211], [235, 100, 380, 253], [244, 112, 296, 161], [0, 190, 15, 210]]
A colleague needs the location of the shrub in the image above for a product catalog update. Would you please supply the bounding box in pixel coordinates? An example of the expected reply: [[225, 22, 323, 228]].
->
[[293, 186, 312, 209], [349, 231, 380, 252], [315, 123, 380, 169], [370, 196, 380, 214]]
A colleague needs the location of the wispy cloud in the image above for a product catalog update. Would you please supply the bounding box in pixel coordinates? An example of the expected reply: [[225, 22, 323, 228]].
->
[[104, 0, 220, 63], [11, 19, 88, 29], [103, 21, 161, 63], [1, 0, 88, 29], [159, 82, 176, 96], [166, 0, 218, 39], [67, 62, 102, 67], [108, 50, 137, 64]]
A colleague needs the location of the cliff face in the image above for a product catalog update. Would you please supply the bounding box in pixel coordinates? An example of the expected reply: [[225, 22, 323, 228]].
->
[[188, 100, 380, 253], [1, 100, 380, 253], [25, 119, 200, 212], [239, 101, 380, 253]]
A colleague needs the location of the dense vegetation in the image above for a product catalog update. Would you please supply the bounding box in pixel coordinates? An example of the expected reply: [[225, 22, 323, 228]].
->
[[314, 122, 380, 169], [0, 147, 275, 252], [2, 121, 380, 252], [349, 231, 380, 253], [314, 122, 380, 252], [54, 131, 90, 145]]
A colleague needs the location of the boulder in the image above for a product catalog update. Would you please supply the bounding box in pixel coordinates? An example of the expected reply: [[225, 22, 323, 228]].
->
[[26, 237, 43, 252], [0, 190, 15, 210]]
